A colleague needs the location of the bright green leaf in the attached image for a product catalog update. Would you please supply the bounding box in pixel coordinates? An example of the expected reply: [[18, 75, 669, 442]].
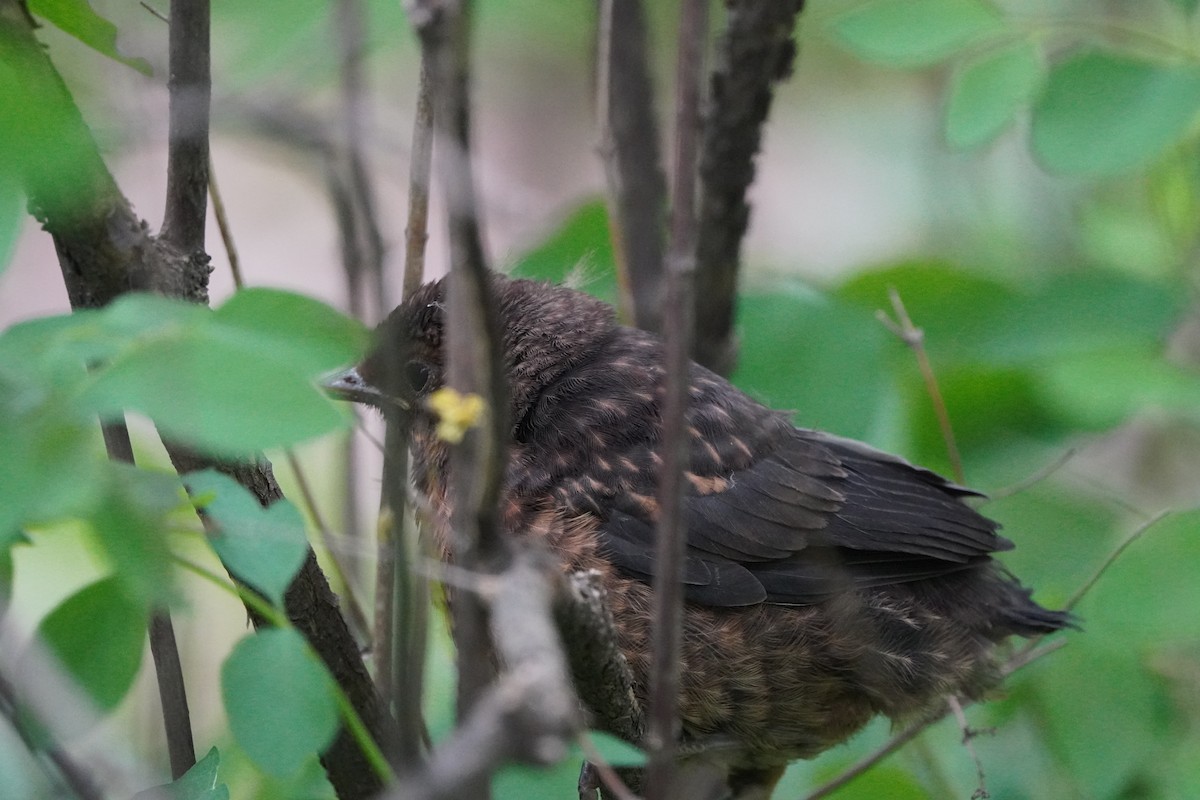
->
[[27, 0, 152, 76], [1032, 50, 1200, 176], [185, 470, 309, 607], [80, 322, 350, 456], [1168, 0, 1200, 14], [1039, 349, 1200, 430], [34, 576, 146, 711], [508, 199, 618, 306], [134, 747, 229, 800], [221, 628, 340, 777], [213, 289, 369, 378], [945, 40, 1043, 149], [827, 0, 1003, 68]]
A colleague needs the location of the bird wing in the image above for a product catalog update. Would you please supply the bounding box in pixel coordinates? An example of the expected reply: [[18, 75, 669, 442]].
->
[[597, 426, 1011, 608]]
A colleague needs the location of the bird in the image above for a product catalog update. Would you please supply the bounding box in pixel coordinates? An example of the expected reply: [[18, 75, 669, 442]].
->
[[330, 274, 1071, 799]]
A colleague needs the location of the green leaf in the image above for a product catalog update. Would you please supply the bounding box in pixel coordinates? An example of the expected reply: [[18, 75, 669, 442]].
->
[[90, 465, 184, 606], [34, 576, 146, 711], [27, 0, 152, 76], [1168, 0, 1199, 14], [945, 40, 1043, 149], [1039, 349, 1200, 430], [213, 289, 369, 377], [80, 315, 350, 457], [134, 747, 229, 800], [508, 199, 618, 306], [733, 284, 893, 443], [1032, 50, 1200, 176], [0, 545, 12, 610], [0, 176, 21, 279], [185, 469, 309, 607], [221, 628, 340, 778], [827, 0, 1003, 68], [0, 375, 102, 549]]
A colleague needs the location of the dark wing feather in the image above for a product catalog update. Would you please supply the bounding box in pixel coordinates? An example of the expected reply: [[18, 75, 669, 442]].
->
[[518, 328, 1011, 608]]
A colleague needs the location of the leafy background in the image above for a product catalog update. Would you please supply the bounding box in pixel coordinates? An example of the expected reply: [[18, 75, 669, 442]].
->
[[2, 0, 1200, 798]]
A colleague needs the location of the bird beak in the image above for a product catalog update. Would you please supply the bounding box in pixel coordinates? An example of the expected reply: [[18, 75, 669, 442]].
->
[[321, 366, 410, 411]]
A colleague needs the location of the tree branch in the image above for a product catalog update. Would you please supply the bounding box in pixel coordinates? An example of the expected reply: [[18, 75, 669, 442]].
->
[[161, 0, 211, 254], [646, 1, 708, 796], [596, 0, 668, 331], [693, 0, 804, 375], [1, 7, 392, 796]]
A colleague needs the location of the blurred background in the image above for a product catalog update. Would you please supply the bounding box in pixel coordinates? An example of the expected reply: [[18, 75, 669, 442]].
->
[[2, 0, 1199, 797]]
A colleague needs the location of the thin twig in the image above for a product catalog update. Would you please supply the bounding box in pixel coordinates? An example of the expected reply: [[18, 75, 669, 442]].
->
[[284, 450, 372, 639], [404, 45, 436, 299], [877, 286, 965, 484], [100, 419, 197, 780], [138, 1, 169, 23], [947, 696, 989, 799], [645, 1, 708, 797], [1062, 510, 1171, 615], [206, 159, 246, 289], [596, 0, 668, 331], [986, 448, 1077, 501], [409, 6, 505, 799], [693, 0, 805, 375]]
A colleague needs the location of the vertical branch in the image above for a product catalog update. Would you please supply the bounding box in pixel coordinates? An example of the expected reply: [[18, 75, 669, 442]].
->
[[404, 49, 436, 299], [596, 0, 668, 331], [375, 38, 439, 769], [161, 0, 211, 254], [693, 0, 804, 375], [646, 0, 708, 797], [409, 4, 506, 798]]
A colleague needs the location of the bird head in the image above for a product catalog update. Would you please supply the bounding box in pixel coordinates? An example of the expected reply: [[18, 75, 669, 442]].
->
[[326, 275, 617, 433]]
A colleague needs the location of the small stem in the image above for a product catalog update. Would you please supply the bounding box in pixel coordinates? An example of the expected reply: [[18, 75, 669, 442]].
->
[[877, 287, 964, 484]]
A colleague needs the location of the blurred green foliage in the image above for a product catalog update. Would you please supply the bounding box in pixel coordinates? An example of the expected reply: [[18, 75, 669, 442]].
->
[[2, 0, 1200, 798]]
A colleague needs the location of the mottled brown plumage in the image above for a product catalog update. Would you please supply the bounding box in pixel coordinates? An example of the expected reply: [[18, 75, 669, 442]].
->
[[338, 275, 1070, 797]]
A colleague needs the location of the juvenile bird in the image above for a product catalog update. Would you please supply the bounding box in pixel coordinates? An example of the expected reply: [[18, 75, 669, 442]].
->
[[333, 275, 1070, 798]]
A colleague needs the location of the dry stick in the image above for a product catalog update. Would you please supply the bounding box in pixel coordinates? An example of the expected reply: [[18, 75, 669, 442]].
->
[[986, 448, 1077, 502], [161, 0, 211, 254], [645, 1, 708, 798], [410, 5, 506, 798], [877, 287, 965, 484], [147, 0, 213, 779], [947, 696, 989, 800], [693, 0, 805, 375], [802, 511, 1172, 800], [102, 421, 198, 780], [596, 0, 668, 331], [375, 37, 439, 770], [577, 732, 640, 800]]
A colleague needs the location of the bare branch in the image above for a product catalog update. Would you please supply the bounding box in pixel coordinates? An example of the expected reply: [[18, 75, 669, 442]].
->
[[383, 549, 582, 800], [693, 0, 804, 375], [161, 0, 211, 254], [877, 287, 965, 484], [555, 571, 645, 745], [646, 1, 708, 796], [596, 0, 668, 331]]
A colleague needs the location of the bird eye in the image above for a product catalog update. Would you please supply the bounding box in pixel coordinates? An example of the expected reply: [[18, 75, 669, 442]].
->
[[405, 360, 433, 393]]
